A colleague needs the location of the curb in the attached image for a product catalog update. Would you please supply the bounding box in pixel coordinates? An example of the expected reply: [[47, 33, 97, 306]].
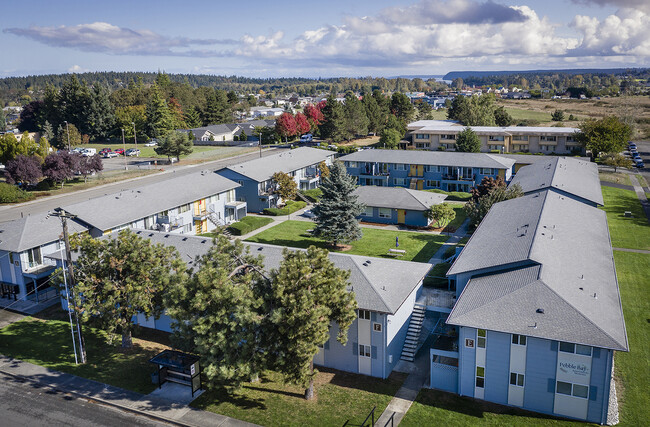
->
[[0, 368, 193, 427]]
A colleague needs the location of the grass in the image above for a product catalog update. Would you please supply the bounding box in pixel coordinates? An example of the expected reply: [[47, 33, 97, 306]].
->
[[635, 174, 648, 189], [301, 188, 323, 202], [426, 189, 472, 202], [423, 262, 452, 288], [246, 220, 448, 262], [600, 186, 650, 250], [192, 369, 406, 427], [611, 251, 650, 426], [73, 143, 251, 160], [0, 182, 35, 204], [263, 200, 307, 216], [446, 204, 468, 232], [0, 308, 168, 394], [227, 216, 274, 236], [599, 172, 632, 187], [401, 389, 590, 426], [503, 107, 553, 123]]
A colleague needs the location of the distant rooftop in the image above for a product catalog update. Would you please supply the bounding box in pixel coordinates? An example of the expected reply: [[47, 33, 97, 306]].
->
[[354, 186, 447, 211], [223, 147, 334, 182], [408, 120, 579, 135], [340, 150, 515, 170], [0, 214, 88, 253]]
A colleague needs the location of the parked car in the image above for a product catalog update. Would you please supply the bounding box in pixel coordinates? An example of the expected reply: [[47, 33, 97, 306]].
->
[[632, 153, 641, 160], [302, 209, 316, 219], [80, 148, 97, 157], [99, 148, 111, 155], [103, 151, 118, 158], [115, 148, 125, 155], [636, 162, 645, 168], [300, 133, 313, 143], [125, 148, 140, 156], [144, 140, 157, 147]]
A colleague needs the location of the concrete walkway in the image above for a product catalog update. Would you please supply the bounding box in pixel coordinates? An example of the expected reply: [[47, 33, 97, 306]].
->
[[628, 174, 650, 223], [613, 247, 650, 254], [428, 219, 470, 264], [0, 356, 257, 427]]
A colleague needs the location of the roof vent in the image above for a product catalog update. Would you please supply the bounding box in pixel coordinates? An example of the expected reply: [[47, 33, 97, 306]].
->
[[363, 262, 368, 267], [258, 247, 263, 251], [536, 308, 544, 314], [164, 234, 169, 238], [136, 231, 142, 235], [182, 237, 188, 241], [579, 287, 584, 291], [382, 286, 386, 291], [148, 233, 154, 237], [201, 240, 207, 243], [593, 293, 597, 299], [580, 274, 584, 280]]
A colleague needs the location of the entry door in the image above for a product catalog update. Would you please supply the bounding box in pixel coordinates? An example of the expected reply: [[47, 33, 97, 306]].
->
[[398, 209, 406, 224], [195, 220, 203, 233], [417, 180, 424, 190], [410, 164, 417, 176], [417, 165, 424, 176]]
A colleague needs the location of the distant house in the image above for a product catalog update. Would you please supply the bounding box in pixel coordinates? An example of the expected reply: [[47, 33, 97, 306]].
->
[[217, 147, 334, 212], [61, 171, 245, 236], [354, 186, 447, 227], [248, 107, 285, 119], [0, 215, 88, 302], [236, 120, 276, 141], [181, 124, 241, 142]]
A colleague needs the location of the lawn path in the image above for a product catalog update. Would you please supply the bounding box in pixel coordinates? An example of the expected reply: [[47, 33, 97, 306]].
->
[[628, 174, 650, 223]]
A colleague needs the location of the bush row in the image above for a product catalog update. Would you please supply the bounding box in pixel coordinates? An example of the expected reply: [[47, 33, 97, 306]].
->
[[228, 216, 274, 236], [0, 182, 35, 204], [301, 188, 323, 202], [427, 188, 472, 202], [264, 200, 307, 216]]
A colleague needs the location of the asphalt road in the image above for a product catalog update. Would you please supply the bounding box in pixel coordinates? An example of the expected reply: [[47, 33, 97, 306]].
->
[[0, 372, 166, 427], [631, 139, 650, 188], [0, 147, 284, 223]]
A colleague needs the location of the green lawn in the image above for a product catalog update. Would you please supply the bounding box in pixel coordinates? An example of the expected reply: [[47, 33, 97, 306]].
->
[[599, 172, 633, 187], [446, 204, 468, 232], [503, 107, 553, 123], [600, 186, 650, 250], [245, 220, 448, 262], [0, 315, 168, 394], [226, 216, 274, 236], [192, 369, 405, 427], [612, 251, 650, 426], [74, 143, 254, 161]]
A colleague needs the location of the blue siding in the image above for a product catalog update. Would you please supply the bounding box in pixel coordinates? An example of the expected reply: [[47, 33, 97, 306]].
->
[[371, 314, 385, 377], [485, 330, 510, 405], [523, 337, 557, 414], [358, 208, 429, 227], [216, 169, 271, 213], [587, 348, 612, 424], [324, 321, 359, 374], [458, 327, 476, 397]]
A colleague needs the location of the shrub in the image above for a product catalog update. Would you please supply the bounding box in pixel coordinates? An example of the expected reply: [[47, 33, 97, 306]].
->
[[301, 188, 323, 202], [0, 182, 35, 204], [227, 216, 274, 236], [264, 200, 307, 216], [426, 189, 472, 201]]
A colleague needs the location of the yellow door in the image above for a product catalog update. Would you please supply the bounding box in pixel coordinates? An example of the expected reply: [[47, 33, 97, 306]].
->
[[397, 209, 406, 224], [417, 180, 424, 190], [417, 165, 423, 176], [410, 165, 416, 176], [195, 220, 202, 233], [194, 201, 200, 216], [498, 169, 505, 179], [202, 219, 207, 231]]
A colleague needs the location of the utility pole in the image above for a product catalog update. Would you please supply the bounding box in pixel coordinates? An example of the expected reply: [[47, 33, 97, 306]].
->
[[122, 128, 128, 170], [132, 122, 138, 155], [51, 210, 87, 364], [64, 120, 71, 150]]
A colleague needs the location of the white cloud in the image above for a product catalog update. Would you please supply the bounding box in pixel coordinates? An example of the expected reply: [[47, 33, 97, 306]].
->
[[68, 65, 89, 73], [570, 8, 650, 56]]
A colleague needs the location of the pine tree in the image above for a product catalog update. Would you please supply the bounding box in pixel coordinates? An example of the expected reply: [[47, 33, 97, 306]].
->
[[184, 106, 202, 128], [145, 85, 175, 139], [0, 108, 5, 131], [165, 235, 268, 390], [43, 120, 55, 141], [455, 128, 481, 152], [59, 75, 93, 135], [312, 162, 364, 247], [87, 84, 115, 140], [363, 95, 384, 135], [154, 130, 193, 161], [202, 89, 230, 125], [318, 94, 346, 142], [266, 246, 357, 400], [343, 93, 369, 141]]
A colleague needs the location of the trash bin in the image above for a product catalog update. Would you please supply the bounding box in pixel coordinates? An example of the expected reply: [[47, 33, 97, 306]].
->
[[151, 371, 159, 385]]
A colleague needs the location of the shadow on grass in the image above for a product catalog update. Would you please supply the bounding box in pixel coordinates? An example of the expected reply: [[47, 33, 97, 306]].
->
[[191, 385, 267, 411], [413, 388, 577, 423], [409, 233, 449, 263], [320, 366, 406, 398]]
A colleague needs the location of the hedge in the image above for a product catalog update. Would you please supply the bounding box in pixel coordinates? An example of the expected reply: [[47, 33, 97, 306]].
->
[[301, 188, 323, 202], [264, 200, 307, 216], [228, 216, 274, 236], [426, 188, 472, 202], [0, 183, 35, 204]]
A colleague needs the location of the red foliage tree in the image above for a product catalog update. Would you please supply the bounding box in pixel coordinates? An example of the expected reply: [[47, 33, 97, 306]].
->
[[294, 112, 311, 135], [5, 155, 43, 186], [304, 104, 324, 130], [43, 150, 79, 188], [275, 113, 297, 141]]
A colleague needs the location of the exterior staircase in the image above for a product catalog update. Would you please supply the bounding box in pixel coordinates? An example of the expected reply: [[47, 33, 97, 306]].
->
[[400, 303, 426, 362], [295, 190, 312, 204]]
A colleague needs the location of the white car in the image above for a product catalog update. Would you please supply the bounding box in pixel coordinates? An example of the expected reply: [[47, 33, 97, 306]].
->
[[144, 140, 157, 147], [103, 151, 118, 158]]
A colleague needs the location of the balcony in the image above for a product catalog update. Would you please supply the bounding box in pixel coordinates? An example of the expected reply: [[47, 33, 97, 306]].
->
[[442, 174, 475, 182]]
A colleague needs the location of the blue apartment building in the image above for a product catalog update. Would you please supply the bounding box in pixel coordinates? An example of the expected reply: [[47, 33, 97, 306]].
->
[[217, 147, 334, 213], [340, 151, 515, 193]]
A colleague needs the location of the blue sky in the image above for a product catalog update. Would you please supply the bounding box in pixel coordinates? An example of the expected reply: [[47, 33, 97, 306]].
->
[[1, 0, 648, 78]]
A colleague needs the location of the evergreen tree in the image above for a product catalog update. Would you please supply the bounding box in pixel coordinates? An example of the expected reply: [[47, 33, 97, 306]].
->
[[42, 120, 55, 141], [63, 230, 185, 348], [455, 128, 481, 152], [59, 75, 93, 135], [266, 246, 357, 400], [312, 162, 364, 247], [155, 130, 193, 161], [318, 94, 346, 142], [362, 94, 383, 135], [202, 89, 230, 125], [87, 84, 116, 140], [0, 108, 5, 131], [165, 235, 267, 390], [390, 92, 415, 123], [184, 106, 202, 128], [343, 93, 369, 141], [493, 106, 514, 126], [145, 85, 175, 139]]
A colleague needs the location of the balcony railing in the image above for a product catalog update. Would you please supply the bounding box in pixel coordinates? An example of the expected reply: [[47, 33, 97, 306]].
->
[[442, 174, 475, 181]]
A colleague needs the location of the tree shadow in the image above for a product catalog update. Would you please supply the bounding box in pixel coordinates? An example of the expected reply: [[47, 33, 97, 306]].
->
[[321, 366, 407, 398]]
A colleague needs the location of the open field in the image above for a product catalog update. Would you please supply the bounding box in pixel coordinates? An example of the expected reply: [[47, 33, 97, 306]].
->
[[71, 143, 256, 162], [245, 220, 447, 262], [192, 369, 405, 427]]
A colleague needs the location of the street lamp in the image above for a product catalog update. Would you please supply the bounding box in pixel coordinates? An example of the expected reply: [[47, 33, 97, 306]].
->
[[121, 128, 128, 170], [64, 120, 71, 150], [132, 122, 138, 155]]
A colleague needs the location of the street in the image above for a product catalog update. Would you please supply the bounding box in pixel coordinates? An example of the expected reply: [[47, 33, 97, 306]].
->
[[0, 147, 284, 223], [0, 372, 167, 427], [632, 139, 650, 187]]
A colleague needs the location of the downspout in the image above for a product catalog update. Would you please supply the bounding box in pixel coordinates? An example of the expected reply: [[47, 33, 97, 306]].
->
[[600, 350, 613, 425], [382, 314, 387, 379]]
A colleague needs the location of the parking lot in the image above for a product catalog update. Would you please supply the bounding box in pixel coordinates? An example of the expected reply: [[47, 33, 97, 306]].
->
[[628, 140, 650, 188]]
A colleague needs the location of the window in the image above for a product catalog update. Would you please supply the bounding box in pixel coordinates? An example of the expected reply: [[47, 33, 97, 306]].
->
[[416, 143, 425, 148], [441, 134, 456, 140], [488, 144, 503, 151], [512, 135, 528, 141], [426, 180, 440, 188], [394, 178, 406, 186], [415, 133, 428, 139], [540, 135, 557, 143], [182, 223, 192, 233], [179, 203, 190, 213], [348, 161, 357, 168], [576, 344, 592, 356], [358, 309, 371, 320], [27, 247, 42, 266], [359, 344, 371, 358], [510, 372, 525, 387], [361, 206, 373, 217], [559, 342, 592, 356], [477, 329, 486, 348], [378, 208, 391, 218], [512, 334, 527, 346], [9, 253, 14, 264], [566, 136, 576, 143], [556, 381, 589, 399], [480, 168, 493, 175], [488, 135, 505, 141], [559, 342, 575, 353], [395, 163, 406, 171], [373, 323, 382, 332], [476, 366, 485, 388]]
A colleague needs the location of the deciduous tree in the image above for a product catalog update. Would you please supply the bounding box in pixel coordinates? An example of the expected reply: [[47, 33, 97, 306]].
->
[[272, 171, 298, 201], [294, 112, 311, 136], [601, 152, 633, 172], [65, 230, 185, 348], [379, 128, 401, 149], [77, 154, 103, 182], [304, 104, 324, 132], [575, 116, 632, 159], [312, 162, 364, 247], [275, 113, 297, 141], [465, 183, 523, 228], [426, 202, 456, 229], [266, 246, 357, 400], [5, 155, 43, 186], [42, 150, 78, 188]]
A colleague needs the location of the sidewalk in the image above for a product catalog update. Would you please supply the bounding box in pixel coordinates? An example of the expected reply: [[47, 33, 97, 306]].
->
[[428, 218, 470, 264], [0, 355, 257, 427], [629, 174, 650, 223]]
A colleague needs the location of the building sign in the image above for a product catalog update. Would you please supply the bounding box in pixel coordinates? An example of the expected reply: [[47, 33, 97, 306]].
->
[[465, 338, 475, 348], [556, 352, 592, 383]]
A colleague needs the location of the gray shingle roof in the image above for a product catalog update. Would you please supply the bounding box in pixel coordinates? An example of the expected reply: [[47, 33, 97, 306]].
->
[[49, 230, 431, 314], [223, 147, 334, 182], [446, 190, 628, 351], [495, 154, 590, 165], [340, 150, 515, 169], [61, 171, 239, 231], [509, 157, 603, 205], [0, 214, 89, 253], [353, 186, 447, 211]]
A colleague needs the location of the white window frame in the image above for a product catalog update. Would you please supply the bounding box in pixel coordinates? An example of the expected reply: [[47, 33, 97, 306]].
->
[[378, 208, 391, 218], [510, 372, 525, 387], [476, 366, 485, 388], [359, 344, 371, 358], [477, 329, 487, 348], [361, 206, 373, 217], [358, 309, 371, 320], [512, 334, 527, 346]]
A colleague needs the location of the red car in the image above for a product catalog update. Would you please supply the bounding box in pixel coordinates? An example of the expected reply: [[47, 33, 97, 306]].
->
[[114, 148, 125, 155], [99, 147, 111, 155]]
